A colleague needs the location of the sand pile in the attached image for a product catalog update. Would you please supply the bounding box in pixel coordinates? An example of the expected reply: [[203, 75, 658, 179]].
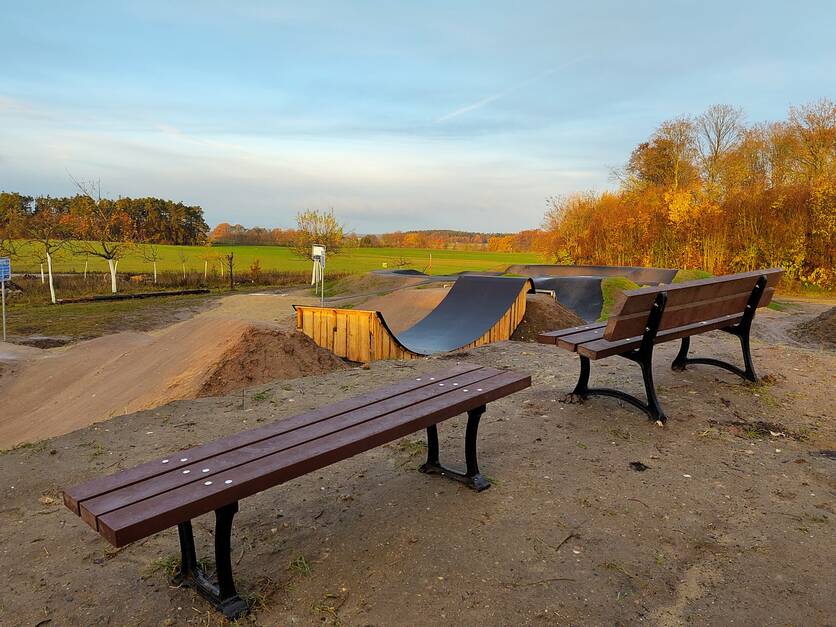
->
[[790, 306, 836, 349], [200, 325, 346, 396], [511, 294, 585, 342], [0, 317, 345, 448], [358, 285, 450, 334]]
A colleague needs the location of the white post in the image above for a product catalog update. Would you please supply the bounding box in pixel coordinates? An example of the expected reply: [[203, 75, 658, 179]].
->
[[40, 263, 45, 284], [84, 259, 88, 279], [107, 258, 118, 293], [46, 252, 57, 304], [153, 261, 158, 284], [204, 260, 208, 280]]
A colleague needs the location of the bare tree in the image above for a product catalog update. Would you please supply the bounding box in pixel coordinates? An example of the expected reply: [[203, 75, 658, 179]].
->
[[696, 104, 744, 185], [142, 244, 163, 284], [68, 177, 135, 294]]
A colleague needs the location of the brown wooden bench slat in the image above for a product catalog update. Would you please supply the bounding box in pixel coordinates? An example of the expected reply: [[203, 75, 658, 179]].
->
[[94, 369, 530, 547], [611, 268, 783, 315], [555, 327, 608, 351], [577, 313, 744, 359], [604, 286, 774, 340], [537, 322, 606, 344], [63, 361, 485, 514], [78, 366, 508, 528]]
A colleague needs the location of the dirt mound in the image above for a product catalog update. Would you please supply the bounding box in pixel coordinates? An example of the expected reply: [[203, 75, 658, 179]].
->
[[511, 294, 584, 342], [200, 325, 346, 396], [328, 272, 425, 298], [0, 317, 345, 448], [357, 285, 450, 334], [790, 306, 836, 348]]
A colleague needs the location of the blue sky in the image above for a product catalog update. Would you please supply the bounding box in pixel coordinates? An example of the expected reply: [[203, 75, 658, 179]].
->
[[1, 1, 834, 233]]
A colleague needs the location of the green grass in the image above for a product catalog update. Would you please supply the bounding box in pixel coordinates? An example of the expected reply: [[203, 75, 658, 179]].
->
[[7, 292, 215, 340], [598, 277, 640, 320], [673, 269, 714, 283], [10, 240, 541, 276]]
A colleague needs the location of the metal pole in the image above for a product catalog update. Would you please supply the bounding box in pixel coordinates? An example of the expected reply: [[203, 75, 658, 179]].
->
[[1, 280, 6, 342], [320, 261, 325, 308]]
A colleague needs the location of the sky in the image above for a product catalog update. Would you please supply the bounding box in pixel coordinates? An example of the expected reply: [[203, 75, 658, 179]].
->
[[1, 1, 834, 233]]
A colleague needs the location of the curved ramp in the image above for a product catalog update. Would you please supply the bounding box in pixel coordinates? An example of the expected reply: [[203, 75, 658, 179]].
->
[[531, 276, 604, 323], [295, 276, 533, 362], [506, 264, 677, 285]]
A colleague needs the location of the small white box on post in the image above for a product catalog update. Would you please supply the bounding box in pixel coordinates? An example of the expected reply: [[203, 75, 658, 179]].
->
[[311, 245, 326, 307]]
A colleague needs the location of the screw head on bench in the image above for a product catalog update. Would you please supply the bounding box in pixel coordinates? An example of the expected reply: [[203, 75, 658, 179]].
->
[[180, 458, 188, 462], [204, 481, 212, 486], [224, 480, 232, 484], [162, 459, 169, 464], [182, 470, 190, 474], [202, 468, 210, 472]]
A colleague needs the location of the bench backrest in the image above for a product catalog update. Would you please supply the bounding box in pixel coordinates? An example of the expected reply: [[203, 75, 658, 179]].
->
[[604, 268, 784, 341]]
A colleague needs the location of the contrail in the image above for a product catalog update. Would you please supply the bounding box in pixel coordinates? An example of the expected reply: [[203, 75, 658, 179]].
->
[[433, 56, 585, 124]]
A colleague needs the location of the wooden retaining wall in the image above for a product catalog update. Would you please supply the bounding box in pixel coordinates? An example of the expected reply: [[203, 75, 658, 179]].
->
[[295, 283, 529, 362]]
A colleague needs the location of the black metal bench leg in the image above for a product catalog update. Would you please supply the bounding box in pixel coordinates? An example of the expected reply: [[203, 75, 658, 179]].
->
[[419, 406, 491, 491], [569, 293, 669, 423], [172, 502, 249, 620], [672, 337, 691, 371]]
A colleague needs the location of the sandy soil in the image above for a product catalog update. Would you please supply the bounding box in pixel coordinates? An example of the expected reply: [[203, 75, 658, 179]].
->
[[0, 298, 833, 626], [359, 286, 451, 334], [0, 292, 344, 448], [512, 294, 585, 342]]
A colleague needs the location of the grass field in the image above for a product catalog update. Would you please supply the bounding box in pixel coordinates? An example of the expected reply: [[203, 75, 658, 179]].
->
[[9, 241, 542, 276]]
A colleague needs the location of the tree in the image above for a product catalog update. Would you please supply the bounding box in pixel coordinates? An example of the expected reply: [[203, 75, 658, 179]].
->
[[68, 179, 135, 294], [142, 244, 163, 284], [292, 208, 345, 257], [696, 104, 743, 187], [0, 192, 30, 257], [27, 196, 71, 303]]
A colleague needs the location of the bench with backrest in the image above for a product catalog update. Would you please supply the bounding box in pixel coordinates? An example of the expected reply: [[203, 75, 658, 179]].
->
[[62, 362, 530, 619], [538, 269, 783, 423]]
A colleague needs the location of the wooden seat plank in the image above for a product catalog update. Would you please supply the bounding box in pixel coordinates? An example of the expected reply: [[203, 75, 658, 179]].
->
[[78, 366, 507, 526], [537, 322, 606, 344], [578, 313, 743, 359], [64, 362, 485, 513], [94, 369, 530, 546]]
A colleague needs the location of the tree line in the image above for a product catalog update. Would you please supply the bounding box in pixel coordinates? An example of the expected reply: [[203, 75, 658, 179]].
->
[[209, 223, 526, 251], [536, 99, 835, 288], [0, 189, 209, 301], [0, 192, 208, 248]]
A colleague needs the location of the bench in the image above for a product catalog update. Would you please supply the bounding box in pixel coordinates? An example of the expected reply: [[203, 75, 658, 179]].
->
[[538, 269, 783, 423], [62, 362, 530, 619]]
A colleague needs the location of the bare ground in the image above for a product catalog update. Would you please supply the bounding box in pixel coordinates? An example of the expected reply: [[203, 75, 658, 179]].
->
[[0, 299, 834, 626]]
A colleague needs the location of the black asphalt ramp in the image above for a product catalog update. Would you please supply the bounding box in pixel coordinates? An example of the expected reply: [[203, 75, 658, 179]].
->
[[396, 275, 532, 355], [531, 276, 605, 322]]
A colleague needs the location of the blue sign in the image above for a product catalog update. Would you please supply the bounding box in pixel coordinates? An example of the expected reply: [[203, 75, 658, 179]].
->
[[0, 257, 10, 282]]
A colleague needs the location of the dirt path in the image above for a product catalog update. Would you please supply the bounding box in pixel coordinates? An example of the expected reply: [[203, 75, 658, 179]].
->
[[0, 291, 343, 448]]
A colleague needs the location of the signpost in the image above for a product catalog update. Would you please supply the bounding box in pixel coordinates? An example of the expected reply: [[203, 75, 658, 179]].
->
[[0, 257, 10, 342], [311, 245, 326, 308]]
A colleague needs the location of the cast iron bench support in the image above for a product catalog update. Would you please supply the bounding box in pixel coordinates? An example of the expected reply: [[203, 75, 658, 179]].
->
[[419, 405, 490, 491], [173, 502, 249, 620], [571, 293, 668, 423], [671, 276, 766, 382]]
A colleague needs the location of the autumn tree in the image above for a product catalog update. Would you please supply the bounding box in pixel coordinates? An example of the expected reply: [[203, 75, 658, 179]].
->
[[292, 209, 345, 256], [27, 196, 72, 303]]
